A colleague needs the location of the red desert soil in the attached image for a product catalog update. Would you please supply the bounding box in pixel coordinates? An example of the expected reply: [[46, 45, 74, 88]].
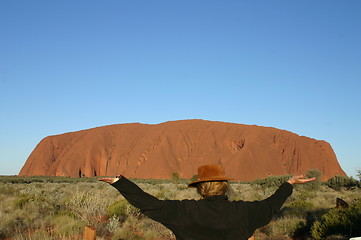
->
[[19, 119, 345, 181]]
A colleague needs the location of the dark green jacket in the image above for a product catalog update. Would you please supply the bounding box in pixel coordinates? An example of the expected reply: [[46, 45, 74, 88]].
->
[[112, 177, 293, 240]]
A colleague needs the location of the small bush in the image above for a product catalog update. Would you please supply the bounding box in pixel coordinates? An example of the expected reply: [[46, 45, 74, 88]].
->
[[171, 172, 180, 184], [269, 216, 306, 238], [108, 199, 129, 219], [108, 199, 141, 221], [311, 199, 361, 239], [327, 176, 359, 190], [306, 169, 323, 180], [283, 199, 314, 218], [302, 169, 323, 191], [251, 175, 291, 193]]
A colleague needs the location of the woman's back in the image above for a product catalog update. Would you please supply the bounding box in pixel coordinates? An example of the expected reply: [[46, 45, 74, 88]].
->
[[99, 164, 315, 240], [111, 176, 293, 240]]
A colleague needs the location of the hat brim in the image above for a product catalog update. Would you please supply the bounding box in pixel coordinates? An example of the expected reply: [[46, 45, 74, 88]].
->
[[188, 176, 234, 188]]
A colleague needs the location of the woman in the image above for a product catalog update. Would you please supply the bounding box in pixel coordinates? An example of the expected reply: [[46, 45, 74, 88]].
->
[[99, 164, 315, 240]]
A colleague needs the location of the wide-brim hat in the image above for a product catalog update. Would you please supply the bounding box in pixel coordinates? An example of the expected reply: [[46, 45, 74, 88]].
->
[[188, 164, 233, 188]]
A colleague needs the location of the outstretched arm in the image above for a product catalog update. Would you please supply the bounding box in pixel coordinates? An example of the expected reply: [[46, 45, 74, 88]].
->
[[99, 175, 161, 211], [247, 174, 316, 233], [99, 175, 180, 225]]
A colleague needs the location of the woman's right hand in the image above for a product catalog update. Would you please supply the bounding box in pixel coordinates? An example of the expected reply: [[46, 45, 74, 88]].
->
[[98, 176, 121, 184]]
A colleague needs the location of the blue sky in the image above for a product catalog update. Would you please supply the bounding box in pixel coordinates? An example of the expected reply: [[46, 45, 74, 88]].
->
[[0, 1, 360, 177]]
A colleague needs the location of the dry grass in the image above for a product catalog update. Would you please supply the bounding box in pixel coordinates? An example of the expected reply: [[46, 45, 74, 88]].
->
[[0, 177, 360, 240]]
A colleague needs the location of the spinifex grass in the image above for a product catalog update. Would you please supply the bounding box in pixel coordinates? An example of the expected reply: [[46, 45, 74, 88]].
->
[[0, 175, 360, 240]]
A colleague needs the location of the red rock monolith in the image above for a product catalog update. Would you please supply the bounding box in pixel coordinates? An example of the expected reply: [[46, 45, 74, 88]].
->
[[19, 119, 346, 181]]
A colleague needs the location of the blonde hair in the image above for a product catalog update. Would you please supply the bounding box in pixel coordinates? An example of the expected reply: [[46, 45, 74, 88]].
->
[[196, 181, 230, 199]]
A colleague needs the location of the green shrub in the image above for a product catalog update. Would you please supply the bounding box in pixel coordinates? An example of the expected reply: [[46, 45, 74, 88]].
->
[[306, 169, 323, 180], [108, 199, 141, 221], [251, 175, 291, 192], [284, 199, 314, 218], [301, 169, 323, 191], [108, 199, 129, 218], [268, 216, 306, 238], [289, 199, 314, 216], [311, 199, 361, 239], [171, 172, 180, 184], [327, 175, 359, 190]]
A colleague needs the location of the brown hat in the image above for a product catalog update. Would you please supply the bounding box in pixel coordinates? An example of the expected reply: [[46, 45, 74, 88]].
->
[[188, 164, 233, 188]]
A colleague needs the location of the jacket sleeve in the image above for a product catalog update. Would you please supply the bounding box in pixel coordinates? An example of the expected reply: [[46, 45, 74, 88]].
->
[[111, 176, 180, 225], [246, 182, 293, 232]]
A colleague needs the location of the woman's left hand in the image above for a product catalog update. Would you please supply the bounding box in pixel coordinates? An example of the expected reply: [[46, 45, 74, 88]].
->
[[287, 175, 316, 184]]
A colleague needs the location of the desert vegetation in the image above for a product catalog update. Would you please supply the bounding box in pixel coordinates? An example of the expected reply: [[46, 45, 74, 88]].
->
[[0, 171, 360, 240]]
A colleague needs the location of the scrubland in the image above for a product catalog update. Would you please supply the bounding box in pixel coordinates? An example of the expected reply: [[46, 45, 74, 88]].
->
[[0, 174, 360, 240]]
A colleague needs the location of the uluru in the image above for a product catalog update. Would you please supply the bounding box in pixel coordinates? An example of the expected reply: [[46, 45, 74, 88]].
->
[[19, 119, 346, 181]]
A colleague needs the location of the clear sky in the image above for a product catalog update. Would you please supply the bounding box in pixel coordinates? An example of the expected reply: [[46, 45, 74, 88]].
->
[[0, 1, 360, 178]]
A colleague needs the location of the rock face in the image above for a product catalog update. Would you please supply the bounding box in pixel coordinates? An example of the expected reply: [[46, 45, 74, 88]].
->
[[19, 120, 346, 181]]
